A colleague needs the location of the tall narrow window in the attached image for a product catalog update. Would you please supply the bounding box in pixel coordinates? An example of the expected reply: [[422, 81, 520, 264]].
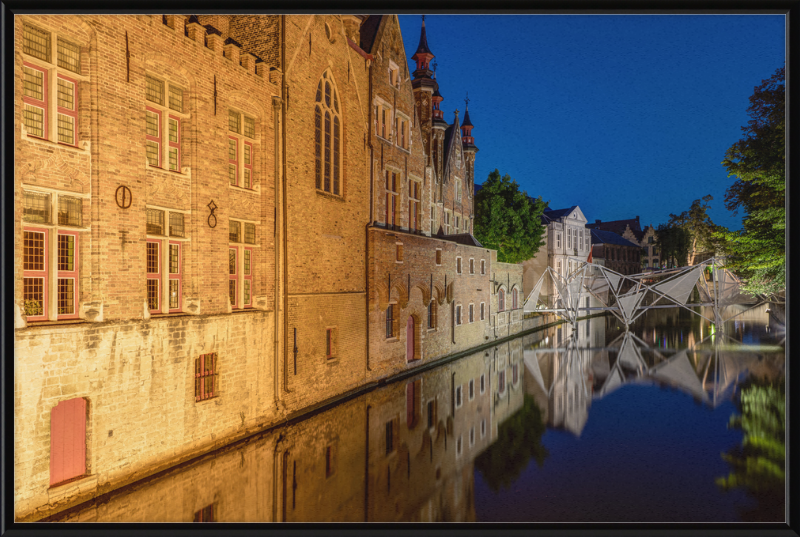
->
[[243, 247, 253, 307], [481, 260, 486, 275], [57, 231, 79, 318], [195, 352, 217, 401], [228, 136, 238, 186], [57, 75, 78, 146], [456, 305, 462, 325], [409, 181, 420, 231], [386, 304, 397, 338], [23, 228, 48, 321], [469, 303, 474, 323], [314, 71, 342, 194], [146, 240, 161, 312], [385, 420, 395, 455], [243, 141, 253, 189], [168, 242, 181, 311], [498, 289, 505, 312], [427, 300, 436, 329], [229, 248, 237, 307], [23, 63, 47, 138], [480, 302, 485, 321], [168, 116, 180, 171], [145, 108, 161, 167]]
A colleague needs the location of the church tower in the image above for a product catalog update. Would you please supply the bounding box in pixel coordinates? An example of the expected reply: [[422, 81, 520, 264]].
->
[[461, 94, 478, 203]]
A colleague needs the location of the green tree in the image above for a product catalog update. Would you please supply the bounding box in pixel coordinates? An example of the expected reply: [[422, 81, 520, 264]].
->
[[475, 395, 549, 492], [666, 195, 724, 265], [717, 67, 785, 297], [716, 378, 785, 521], [474, 170, 547, 263], [655, 222, 691, 268]]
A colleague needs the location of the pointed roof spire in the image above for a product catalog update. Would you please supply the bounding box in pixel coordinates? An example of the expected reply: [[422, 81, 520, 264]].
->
[[462, 92, 473, 127], [415, 15, 433, 56]]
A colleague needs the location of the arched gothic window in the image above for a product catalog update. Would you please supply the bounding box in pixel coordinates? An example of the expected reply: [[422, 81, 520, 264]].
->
[[499, 289, 505, 312], [314, 71, 341, 195]]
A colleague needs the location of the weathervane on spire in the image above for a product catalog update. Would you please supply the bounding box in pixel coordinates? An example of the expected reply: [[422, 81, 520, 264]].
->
[[422, 14, 425, 23], [465, 92, 470, 109]]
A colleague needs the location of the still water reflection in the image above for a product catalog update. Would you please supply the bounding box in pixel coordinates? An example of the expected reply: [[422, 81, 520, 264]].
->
[[52, 305, 785, 523]]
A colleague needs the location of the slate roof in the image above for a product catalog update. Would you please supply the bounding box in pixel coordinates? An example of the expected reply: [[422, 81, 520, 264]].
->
[[543, 206, 577, 219], [413, 18, 433, 56], [461, 107, 473, 127], [444, 233, 483, 247], [585, 217, 643, 242], [359, 15, 383, 53], [589, 229, 640, 248]]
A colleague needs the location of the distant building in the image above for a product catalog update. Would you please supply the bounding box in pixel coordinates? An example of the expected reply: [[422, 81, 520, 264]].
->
[[587, 229, 641, 276], [586, 217, 659, 270]]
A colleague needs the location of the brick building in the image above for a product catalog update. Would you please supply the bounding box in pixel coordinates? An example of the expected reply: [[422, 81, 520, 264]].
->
[[14, 14, 525, 521], [588, 228, 642, 275], [586, 216, 659, 270]]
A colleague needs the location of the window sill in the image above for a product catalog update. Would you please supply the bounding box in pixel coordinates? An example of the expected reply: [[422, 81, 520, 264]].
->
[[385, 337, 399, 343], [231, 307, 257, 313], [229, 184, 258, 193], [22, 319, 87, 328], [395, 145, 411, 154], [22, 134, 87, 153], [195, 396, 219, 404], [147, 165, 187, 176], [326, 357, 339, 365], [149, 312, 192, 318], [316, 189, 345, 202]]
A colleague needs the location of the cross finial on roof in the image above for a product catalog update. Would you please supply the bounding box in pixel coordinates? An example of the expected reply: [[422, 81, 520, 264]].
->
[[422, 14, 425, 23], [465, 92, 470, 109]]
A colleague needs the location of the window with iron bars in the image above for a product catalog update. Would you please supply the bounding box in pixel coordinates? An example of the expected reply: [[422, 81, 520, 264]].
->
[[195, 353, 218, 401]]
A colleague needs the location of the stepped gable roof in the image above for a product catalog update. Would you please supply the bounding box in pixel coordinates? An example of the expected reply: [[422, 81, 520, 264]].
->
[[589, 229, 640, 248], [359, 15, 383, 53], [444, 234, 483, 247], [585, 217, 643, 242], [543, 206, 578, 219]]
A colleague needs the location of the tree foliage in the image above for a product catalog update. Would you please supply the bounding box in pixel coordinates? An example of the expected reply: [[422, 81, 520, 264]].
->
[[474, 170, 547, 264], [716, 378, 785, 521], [474, 395, 549, 492], [665, 195, 724, 264], [717, 67, 785, 297], [655, 222, 691, 268]]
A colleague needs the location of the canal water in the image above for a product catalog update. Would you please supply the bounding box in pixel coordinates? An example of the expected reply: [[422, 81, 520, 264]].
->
[[51, 304, 785, 523]]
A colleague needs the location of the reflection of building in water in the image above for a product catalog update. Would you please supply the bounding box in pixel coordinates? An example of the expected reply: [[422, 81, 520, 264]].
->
[[50, 342, 524, 522]]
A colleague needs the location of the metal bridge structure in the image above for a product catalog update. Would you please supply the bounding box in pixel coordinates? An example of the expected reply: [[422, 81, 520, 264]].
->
[[523, 257, 769, 331]]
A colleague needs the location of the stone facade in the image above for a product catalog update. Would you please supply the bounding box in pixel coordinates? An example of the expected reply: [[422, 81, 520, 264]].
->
[[14, 14, 526, 521]]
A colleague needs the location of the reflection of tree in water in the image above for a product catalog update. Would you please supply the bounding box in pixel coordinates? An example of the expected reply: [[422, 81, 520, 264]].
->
[[474, 395, 548, 492], [716, 377, 785, 522]]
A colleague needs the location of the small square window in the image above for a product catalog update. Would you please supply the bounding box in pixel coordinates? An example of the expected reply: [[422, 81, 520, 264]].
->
[[168, 85, 183, 113], [57, 37, 81, 73], [169, 212, 184, 237], [229, 110, 241, 133], [244, 223, 256, 244], [58, 196, 82, 227], [23, 190, 51, 224], [23, 23, 50, 62], [146, 75, 165, 105], [146, 208, 165, 235], [229, 221, 241, 243], [243, 116, 255, 138]]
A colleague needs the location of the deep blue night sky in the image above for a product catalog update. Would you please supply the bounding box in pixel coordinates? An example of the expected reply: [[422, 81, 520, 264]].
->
[[397, 15, 785, 231]]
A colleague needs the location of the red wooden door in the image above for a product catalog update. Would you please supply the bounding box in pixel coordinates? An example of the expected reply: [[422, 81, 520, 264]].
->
[[50, 397, 86, 486], [406, 316, 415, 361]]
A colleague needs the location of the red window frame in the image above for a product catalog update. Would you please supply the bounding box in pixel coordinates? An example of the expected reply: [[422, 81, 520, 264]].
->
[[243, 140, 253, 189], [56, 74, 78, 147], [229, 247, 238, 308], [146, 239, 161, 313], [168, 241, 181, 312], [145, 106, 162, 168], [23, 227, 48, 321], [168, 115, 181, 172], [57, 230, 79, 320], [195, 352, 217, 402], [326, 328, 334, 359], [23, 62, 48, 140], [243, 247, 253, 308], [228, 135, 239, 186]]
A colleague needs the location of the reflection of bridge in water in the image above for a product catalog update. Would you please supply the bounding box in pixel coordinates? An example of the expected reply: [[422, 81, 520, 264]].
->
[[523, 315, 785, 437], [524, 257, 777, 331]]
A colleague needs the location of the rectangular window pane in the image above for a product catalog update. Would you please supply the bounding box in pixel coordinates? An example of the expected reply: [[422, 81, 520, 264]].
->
[[229, 221, 240, 243], [244, 280, 251, 305], [229, 110, 240, 133], [146, 242, 159, 273], [146, 141, 159, 166], [168, 147, 178, 171], [244, 169, 250, 188], [169, 279, 179, 309], [146, 111, 160, 137], [169, 212, 184, 237], [244, 223, 255, 244], [145, 75, 164, 105], [229, 279, 236, 305], [57, 234, 75, 271], [23, 104, 44, 138], [147, 279, 159, 310], [168, 85, 183, 112], [168, 118, 178, 143], [244, 249, 251, 274], [243, 116, 254, 138], [23, 66, 44, 100], [169, 244, 179, 273], [23, 191, 51, 224], [57, 114, 75, 145], [57, 38, 81, 73], [229, 248, 236, 274], [23, 277, 45, 316], [57, 279, 75, 314], [23, 23, 50, 62], [244, 144, 251, 165], [146, 208, 165, 235], [228, 164, 237, 185], [23, 231, 45, 271], [229, 138, 237, 160]]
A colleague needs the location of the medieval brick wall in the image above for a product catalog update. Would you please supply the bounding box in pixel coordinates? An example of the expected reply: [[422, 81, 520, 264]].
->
[[488, 254, 524, 341]]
